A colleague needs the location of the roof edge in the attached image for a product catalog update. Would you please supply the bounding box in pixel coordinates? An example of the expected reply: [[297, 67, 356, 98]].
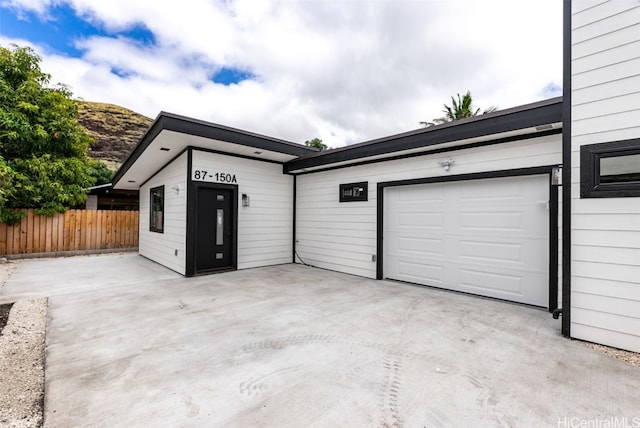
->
[[284, 97, 563, 172], [113, 112, 317, 187]]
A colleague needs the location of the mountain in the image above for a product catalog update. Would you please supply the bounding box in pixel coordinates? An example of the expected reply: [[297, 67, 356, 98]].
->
[[77, 101, 153, 170]]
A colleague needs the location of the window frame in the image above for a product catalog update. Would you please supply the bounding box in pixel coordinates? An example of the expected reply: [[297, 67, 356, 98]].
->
[[339, 181, 368, 202], [149, 185, 165, 233], [580, 138, 640, 198]]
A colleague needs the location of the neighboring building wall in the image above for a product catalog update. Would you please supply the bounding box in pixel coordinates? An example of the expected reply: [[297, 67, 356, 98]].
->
[[570, 1, 640, 352], [296, 134, 562, 280], [192, 150, 293, 269], [139, 152, 188, 275]]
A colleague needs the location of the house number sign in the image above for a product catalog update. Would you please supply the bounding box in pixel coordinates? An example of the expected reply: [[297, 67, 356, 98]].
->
[[192, 170, 238, 184]]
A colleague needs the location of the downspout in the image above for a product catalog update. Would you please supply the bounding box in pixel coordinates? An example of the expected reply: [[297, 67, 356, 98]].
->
[[292, 174, 297, 264], [560, 0, 572, 337]]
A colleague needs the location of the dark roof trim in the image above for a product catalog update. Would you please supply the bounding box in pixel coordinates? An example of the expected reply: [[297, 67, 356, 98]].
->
[[285, 97, 562, 173], [157, 112, 317, 154], [288, 128, 562, 176], [113, 112, 317, 186]]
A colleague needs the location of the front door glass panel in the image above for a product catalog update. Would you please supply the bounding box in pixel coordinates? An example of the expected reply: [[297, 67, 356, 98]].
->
[[216, 208, 224, 245]]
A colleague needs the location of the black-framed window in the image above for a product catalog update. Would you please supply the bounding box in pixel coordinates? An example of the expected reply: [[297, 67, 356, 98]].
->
[[581, 138, 640, 198], [339, 182, 368, 202], [150, 186, 164, 232]]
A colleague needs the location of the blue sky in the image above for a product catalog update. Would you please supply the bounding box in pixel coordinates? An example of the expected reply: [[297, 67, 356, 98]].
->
[[0, 4, 255, 84], [2, 4, 153, 56], [0, 0, 563, 146]]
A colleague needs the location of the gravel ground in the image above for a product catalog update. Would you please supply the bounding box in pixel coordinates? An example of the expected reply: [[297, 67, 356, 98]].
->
[[581, 341, 640, 367], [0, 261, 46, 428]]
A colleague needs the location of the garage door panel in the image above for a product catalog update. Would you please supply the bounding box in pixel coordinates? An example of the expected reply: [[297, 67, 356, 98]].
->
[[398, 186, 444, 202], [458, 268, 524, 295], [398, 237, 443, 255], [384, 175, 549, 307], [399, 212, 444, 228], [390, 235, 545, 266], [458, 211, 524, 231], [460, 274, 548, 303], [459, 240, 523, 263], [397, 261, 444, 284], [389, 235, 543, 265], [458, 177, 531, 201], [451, 261, 546, 302]]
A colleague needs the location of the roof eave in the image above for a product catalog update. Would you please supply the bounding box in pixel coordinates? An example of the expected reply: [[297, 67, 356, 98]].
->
[[112, 112, 317, 187], [284, 97, 563, 173]]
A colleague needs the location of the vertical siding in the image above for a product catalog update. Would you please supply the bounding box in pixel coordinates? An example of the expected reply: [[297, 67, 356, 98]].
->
[[139, 152, 188, 275], [571, 1, 640, 352], [296, 135, 562, 280], [192, 150, 293, 269]]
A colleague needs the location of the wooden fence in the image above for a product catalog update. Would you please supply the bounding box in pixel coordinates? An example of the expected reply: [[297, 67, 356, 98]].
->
[[0, 209, 139, 256]]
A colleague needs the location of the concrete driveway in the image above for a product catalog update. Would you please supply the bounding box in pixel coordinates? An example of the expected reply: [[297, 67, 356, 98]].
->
[[1, 253, 639, 427]]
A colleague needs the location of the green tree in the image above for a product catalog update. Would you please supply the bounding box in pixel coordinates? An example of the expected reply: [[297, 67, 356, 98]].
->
[[0, 44, 96, 223], [304, 137, 328, 151], [421, 91, 497, 127], [88, 160, 114, 186]]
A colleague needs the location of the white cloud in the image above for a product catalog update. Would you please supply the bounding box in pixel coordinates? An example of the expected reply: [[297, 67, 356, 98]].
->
[[1, 0, 56, 17], [1, 0, 563, 146]]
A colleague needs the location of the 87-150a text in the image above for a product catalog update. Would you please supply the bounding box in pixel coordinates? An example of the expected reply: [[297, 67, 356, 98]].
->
[[192, 170, 237, 183]]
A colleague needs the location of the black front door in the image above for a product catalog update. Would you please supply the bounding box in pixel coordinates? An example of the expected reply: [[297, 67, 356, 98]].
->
[[195, 186, 235, 272]]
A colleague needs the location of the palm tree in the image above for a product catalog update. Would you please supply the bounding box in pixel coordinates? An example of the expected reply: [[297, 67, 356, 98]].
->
[[420, 91, 497, 127]]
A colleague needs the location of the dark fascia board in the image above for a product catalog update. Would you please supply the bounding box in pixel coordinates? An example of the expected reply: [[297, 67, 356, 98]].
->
[[285, 97, 562, 173], [113, 112, 317, 187]]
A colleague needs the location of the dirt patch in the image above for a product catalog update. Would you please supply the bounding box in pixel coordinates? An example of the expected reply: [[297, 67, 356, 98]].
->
[[0, 302, 15, 332]]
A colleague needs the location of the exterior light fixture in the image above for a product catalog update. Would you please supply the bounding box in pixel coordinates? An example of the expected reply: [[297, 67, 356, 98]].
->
[[242, 194, 250, 207], [170, 184, 182, 195], [438, 158, 455, 171]]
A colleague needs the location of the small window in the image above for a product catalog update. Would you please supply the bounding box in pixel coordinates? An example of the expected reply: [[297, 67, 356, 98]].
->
[[150, 186, 164, 232], [339, 182, 368, 202], [581, 139, 640, 198]]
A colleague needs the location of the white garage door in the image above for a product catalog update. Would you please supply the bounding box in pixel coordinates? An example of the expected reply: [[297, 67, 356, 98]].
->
[[384, 175, 549, 307]]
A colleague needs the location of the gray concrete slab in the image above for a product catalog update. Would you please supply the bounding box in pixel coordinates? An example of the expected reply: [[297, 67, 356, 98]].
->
[[1, 253, 639, 427]]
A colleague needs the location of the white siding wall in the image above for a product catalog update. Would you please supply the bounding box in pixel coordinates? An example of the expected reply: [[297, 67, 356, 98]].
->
[[139, 152, 188, 275], [296, 135, 562, 280], [571, 1, 640, 352], [192, 151, 293, 269]]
